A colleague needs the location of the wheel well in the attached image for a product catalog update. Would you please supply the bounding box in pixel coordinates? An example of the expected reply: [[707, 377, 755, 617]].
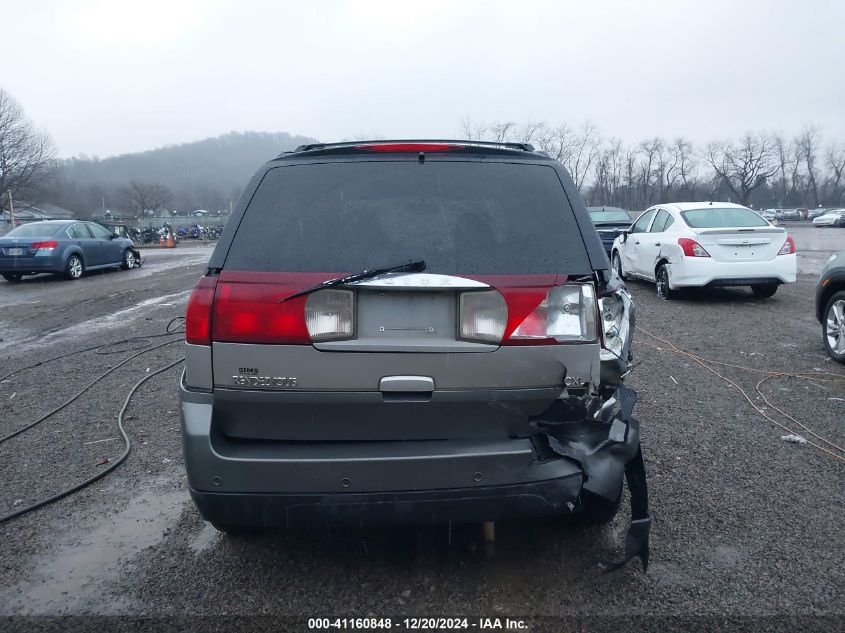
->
[[67, 250, 84, 266], [820, 281, 845, 320], [655, 258, 669, 277]]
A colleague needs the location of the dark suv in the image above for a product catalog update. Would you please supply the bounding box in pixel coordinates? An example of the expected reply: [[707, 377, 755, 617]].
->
[[180, 141, 649, 563]]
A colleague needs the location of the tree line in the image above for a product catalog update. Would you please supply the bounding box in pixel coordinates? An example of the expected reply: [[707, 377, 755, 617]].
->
[[2, 85, 844, 218], [462, 118, 845, 211]]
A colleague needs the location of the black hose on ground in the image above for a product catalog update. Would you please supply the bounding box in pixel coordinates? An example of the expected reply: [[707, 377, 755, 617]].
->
[[0, 332, 182, 444], [0, 358, 184, 525], [0, 317, 184, 383]]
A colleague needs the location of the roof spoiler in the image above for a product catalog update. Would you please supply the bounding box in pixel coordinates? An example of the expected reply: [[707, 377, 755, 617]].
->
[[279, 139, 538, 158]]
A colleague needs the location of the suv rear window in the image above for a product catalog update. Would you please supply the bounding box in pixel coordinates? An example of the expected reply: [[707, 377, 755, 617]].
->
[[224, 161, 591, 274]]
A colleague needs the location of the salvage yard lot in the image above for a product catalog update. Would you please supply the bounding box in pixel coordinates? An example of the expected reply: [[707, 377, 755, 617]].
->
[[0, 229, 842, 628]]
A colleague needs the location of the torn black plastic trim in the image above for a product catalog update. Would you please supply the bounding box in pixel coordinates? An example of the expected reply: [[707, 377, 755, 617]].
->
[[534, 383, 651, 573]]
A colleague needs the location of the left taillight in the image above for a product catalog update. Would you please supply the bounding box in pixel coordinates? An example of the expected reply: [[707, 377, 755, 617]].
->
[[778, 235, 796, 255], [185, 276, 218, 345], [31, 240, 58, 251], [502, 284, 597, 345]]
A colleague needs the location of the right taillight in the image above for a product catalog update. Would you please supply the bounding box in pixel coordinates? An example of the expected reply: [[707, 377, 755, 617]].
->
[[778, 235, 796, 255], [185, 276, 218, 345], [458, 290, 507, 343], [503, 284, 597, 345], [678, 238, 710, 257]]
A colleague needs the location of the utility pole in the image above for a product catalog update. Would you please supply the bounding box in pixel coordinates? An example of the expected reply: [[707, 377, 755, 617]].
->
[[7, 190, 14, 228]]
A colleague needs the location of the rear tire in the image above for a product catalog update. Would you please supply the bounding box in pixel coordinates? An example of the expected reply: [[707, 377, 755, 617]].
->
[[655, 264, 677, 300], [64, 254, 84, 280], [823, 291, 845, 364], [611, 251, 627, 280], [3, 273, 22, 283], [751, 284, 778, 298]]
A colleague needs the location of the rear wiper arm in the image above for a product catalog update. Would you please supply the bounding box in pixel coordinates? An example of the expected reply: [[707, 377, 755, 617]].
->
[[280, 260, 426, 302]]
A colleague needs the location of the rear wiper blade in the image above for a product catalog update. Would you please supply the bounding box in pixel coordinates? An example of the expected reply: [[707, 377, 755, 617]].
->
[[280, 260, 426, 302]]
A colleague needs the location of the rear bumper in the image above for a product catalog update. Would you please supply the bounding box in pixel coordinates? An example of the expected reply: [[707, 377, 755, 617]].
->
[[190, 476, 583, 528], [669, 254, 796, 288], [179, 375, 634, 527], [0, 255, 62, 274]]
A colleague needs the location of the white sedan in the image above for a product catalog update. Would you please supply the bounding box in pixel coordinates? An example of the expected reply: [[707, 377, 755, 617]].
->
[[611, 202, 797, 299], [812, 209, 845, 227]]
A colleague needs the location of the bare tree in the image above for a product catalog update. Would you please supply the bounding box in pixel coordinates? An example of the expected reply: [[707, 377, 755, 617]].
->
[[0, 88, 56, 208], [119, 181, 173, 216], [672, 138, 697, 198], [705, 133, 779, 206], [826, 142, 845, 206], [795, 125, 821, 207], [533, 122, 601, 191]]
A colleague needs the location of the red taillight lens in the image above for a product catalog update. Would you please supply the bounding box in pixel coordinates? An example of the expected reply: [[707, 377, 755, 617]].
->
[[211, 279, 311, 344], [778, 235, 796, 255], [185, 276, 218, 345], [31, 240, 58, 250], [354, 143, 462, 152], [678, 238, 710, 257]]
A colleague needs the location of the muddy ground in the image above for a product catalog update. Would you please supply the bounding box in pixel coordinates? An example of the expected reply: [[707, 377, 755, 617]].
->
[[0, 229, 842, 632]]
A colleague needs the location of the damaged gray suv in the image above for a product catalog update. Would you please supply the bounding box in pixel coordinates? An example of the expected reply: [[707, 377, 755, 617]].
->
[[180, 140, 651, 570]]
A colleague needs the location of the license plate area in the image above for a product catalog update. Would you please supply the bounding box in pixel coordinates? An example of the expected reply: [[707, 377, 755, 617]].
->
[[312, 289, 495, 352], [7, 248, 24, 256], [360, 289, 455, 342]]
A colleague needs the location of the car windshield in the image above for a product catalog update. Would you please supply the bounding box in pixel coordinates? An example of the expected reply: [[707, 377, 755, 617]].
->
[[680, 208, 769, 228], [5, 222, 64, 238], [225, 161, 593, 274], [588, 210, 630, 223]]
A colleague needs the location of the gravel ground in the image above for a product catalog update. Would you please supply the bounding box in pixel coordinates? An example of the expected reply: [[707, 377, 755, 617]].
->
[[0, 234, 842, 632]]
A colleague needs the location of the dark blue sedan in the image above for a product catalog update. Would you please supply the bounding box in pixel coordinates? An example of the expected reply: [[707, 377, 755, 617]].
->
[[0, 220, 137, 282]]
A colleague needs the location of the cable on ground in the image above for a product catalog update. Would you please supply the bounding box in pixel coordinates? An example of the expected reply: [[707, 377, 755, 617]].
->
[[0, 358, 184, 525], [635, 326, 845, 462]]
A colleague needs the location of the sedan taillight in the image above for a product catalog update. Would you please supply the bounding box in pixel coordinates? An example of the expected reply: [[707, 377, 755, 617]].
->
[[31, 241, 58, 251], [778, 235, 796, 255], [678, 238, 710, 257]]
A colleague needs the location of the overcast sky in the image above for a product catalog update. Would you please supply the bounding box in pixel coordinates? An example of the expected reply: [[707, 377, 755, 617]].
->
[[4, 0, 844, 158]]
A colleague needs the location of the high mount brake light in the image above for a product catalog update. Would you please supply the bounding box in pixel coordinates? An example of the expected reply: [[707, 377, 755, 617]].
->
[[354, 143, 463, 153], [185, 277, 218, 345], [778, 235, 796, 255], [502, 284, 597, 345], [678, 238, 710, 257], [31, 241, 58, 250]]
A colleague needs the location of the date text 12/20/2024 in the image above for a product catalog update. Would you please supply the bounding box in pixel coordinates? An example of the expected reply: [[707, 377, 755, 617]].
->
[[307, 618, 529, 630]]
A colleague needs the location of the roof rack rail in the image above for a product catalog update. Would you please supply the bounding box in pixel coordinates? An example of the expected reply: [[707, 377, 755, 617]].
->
[[281, 139, 537, 157]]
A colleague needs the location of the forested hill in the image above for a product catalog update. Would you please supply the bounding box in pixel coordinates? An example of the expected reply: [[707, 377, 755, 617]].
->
[[48, 131, 318, 215]]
